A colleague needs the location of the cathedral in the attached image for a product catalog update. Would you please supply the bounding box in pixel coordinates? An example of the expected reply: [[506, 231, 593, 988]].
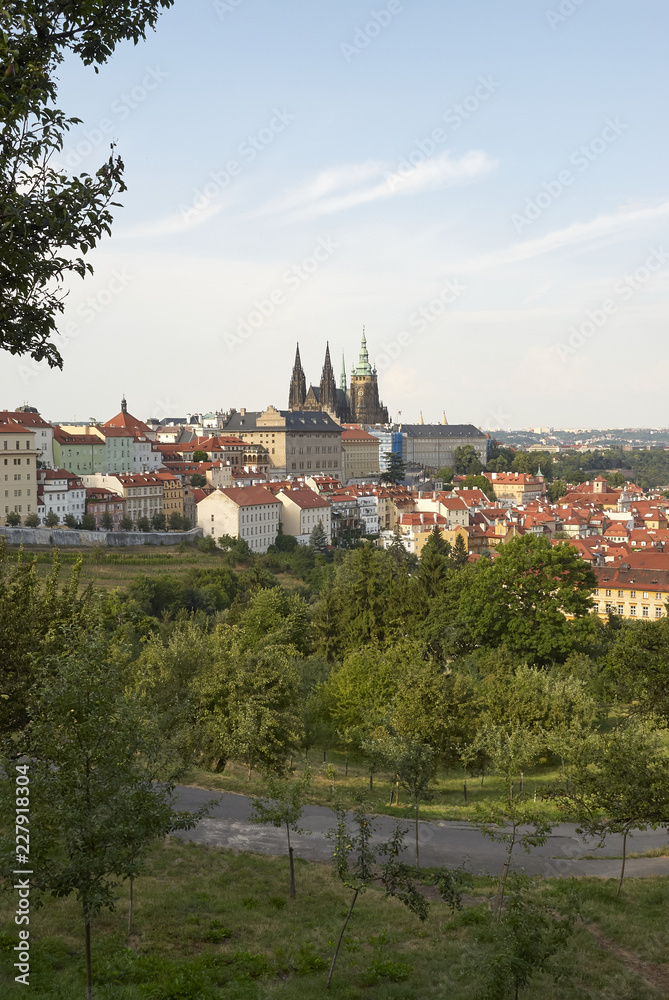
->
[[288, 330, 389, 425]]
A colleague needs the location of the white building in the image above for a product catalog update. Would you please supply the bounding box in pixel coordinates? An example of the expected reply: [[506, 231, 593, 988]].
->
[[36, 469, 86, 523], [197, 485, 281, 552], [82, 473, 164, 522], [132, 432, 163, 474], [277, 488, 332, 545], [356, 494, 380, 535]]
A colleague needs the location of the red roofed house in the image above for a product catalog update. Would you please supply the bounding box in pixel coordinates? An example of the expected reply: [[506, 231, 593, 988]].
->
[[104, 396, 154, 437], [85, 488, 126, 530], [277, 488, 332, 544], [593, 565, 669, 620], [81, 473, 164, 523], [37, 469, 86, 524], [196, 485, 281, 552]]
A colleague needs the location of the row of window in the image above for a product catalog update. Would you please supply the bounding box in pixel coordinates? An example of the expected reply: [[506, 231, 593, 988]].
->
[[601, 588, 663, 600], [3, 441, 32, 450], [594, 603, 663, 618]]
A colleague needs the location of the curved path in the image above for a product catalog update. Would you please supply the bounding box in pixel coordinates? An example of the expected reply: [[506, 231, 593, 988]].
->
[[173, 786, 669, 880]]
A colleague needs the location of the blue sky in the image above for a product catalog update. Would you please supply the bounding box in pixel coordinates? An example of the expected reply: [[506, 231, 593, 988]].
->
[[7, 0, 669, 429]]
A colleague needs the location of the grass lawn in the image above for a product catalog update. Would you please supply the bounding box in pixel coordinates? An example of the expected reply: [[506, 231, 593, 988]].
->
[[1, 839, 667, 998], [185, 749, 573, 825]]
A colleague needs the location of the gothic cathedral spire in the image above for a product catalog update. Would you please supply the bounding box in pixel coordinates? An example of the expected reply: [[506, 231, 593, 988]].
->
[[319, 341, 337, 413], [288, 343, 306, 409]]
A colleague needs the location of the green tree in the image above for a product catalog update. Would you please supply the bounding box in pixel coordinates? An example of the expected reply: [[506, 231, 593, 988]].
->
[[461, 474, 495, 500], [1, 1, 174, 369], [380, 451, 406, 485], [606, 616, 669, 724], [80, 512, 96, 530], [272, 520, 298, 552], [436, 466, 454, 482], [552, 723, 669, 896], [326, 803, 429, 988], [137, 515, 151, 532], [100, 510, 114, 530], [451, 532, 469, 569], [192, 449, 208, 462], [44, 510, 59, 527], [309, 520, 328, 552], [190, 473, 207, 488], [454, 445, 483, 475], [119, 514, 133, 531], [0, 628, 200, 1000], [151, 511, 167, 531], [456, 536, 597, 665], [320, 641, 416, 735], [24, 512, 39, 527], [546, 479, 568, 503], [5, 511, 21, 526], [167, 511, 184, 531], [217, 533, 252, 564], [250, 768, 312, 898], [418, 525, 451, 597], [63, 513, 77, 528]]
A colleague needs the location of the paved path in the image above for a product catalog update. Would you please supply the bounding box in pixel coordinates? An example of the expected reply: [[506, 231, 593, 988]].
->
[[173, 786, 669, 880]]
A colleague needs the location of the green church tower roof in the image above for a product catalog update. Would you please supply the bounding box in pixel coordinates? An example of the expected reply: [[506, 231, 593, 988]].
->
[[354, 327, 373, 376]]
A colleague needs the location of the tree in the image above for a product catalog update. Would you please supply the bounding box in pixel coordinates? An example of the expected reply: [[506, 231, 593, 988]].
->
[[418, 525, 451, 597], [190, 473, 207, 488], [119, 514, 133, 531], [250, 768, 312, 898], [167, 511, 184, 531], [1, 1, 174, 369], [546, 479, 568, 503], [461, 474, 495, 500], [551, 723, 669, 896], [5, 511, 21, 526], [380, 451, 406, 485], [63, 513, 77, 528], [456, 536, 598, 665], [100, 511, 114, 530], [24, 512, 39, 527], [326, 803, 429, 988], [368, 732, 437, 866], [137, 515, 151, 532], [606, 616, 669, 724], [454, 445, 483, 476], [192, 449, 208, 462], [80, 512, 96, 530], [44, 510, 59, 527], [309, 520, 328, 552], [272, 519, 298, 552], [0, 628, 201, 1000], [451, 532, 469, 569], [472, 724, 551, 917], [436, 466, 454, 483], [151, 511, 166, 532], [480, 873, 577, 1000]]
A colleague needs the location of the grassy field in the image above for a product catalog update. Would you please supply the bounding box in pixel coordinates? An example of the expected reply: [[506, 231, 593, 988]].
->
[[0, 838, 667, 998], [186, 749, 580, 825]]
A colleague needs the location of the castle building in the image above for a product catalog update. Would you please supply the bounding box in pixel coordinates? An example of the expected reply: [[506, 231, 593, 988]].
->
[[288, 330, 388, 425]]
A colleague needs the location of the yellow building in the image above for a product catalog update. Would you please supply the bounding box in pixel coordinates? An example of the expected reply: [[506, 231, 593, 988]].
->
[[0, 424, 37, 525], [341, 425, 381, 482], [593, 566, 669, 620]]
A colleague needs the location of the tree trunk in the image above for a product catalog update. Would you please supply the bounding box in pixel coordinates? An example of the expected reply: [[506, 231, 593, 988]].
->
[[323, 749, 327, 763], [345, 755, 348, 777], [369, 771, 373, 793], [286, 822, 296, 899], [128, 875, 134, 936], [327, 888, 359, 989], [617, 830, 628, 898], [85, 916, 93, 1000], [395, 776, 400, 806], [415, 801, 420, 868], [520, 770, 524, 794], [463, 778, 468, 803]]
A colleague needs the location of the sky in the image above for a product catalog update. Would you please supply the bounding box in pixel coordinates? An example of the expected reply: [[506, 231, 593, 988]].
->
[[5, 0, 669, 430]]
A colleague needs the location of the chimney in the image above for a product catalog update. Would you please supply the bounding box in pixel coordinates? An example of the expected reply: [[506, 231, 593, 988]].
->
[[239, 407, 246, 416]]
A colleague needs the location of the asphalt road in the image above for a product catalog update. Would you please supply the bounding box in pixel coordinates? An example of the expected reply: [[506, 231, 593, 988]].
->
[[173, 786, 669, 880]]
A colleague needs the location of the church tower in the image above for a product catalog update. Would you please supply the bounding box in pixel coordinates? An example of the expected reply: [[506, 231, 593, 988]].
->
[[319, 342, 337, 414], [349, 328, 389, 424], [288, 343, 307, 410]]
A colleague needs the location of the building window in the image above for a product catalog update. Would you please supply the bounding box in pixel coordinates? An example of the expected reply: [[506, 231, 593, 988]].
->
[[630, 590, 636, 598], [617, 604, 624, 615], [642, 606, 649, 617], [617, 590, 624, 598], [605, 589, 611, 597], [630, 606, 636, 616]]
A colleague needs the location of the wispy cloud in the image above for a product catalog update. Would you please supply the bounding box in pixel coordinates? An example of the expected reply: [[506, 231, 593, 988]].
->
[[252, 150, 497, 221], [114, 200, 225, 240], [459, 201, 669, 273]]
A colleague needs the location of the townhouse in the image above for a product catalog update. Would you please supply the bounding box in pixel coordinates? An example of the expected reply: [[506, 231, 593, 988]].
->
[[276, 488, 332, 545], [0, 424, 37, 524], [196, 485, 281, 552]]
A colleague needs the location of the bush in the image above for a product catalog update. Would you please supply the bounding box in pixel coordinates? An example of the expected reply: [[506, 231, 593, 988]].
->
[[360, 959, 412, 986], [198, 536, 217, 554]]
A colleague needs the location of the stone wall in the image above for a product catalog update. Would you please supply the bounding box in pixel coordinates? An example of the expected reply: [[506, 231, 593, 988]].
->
[[0, 527, 203, 547]]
